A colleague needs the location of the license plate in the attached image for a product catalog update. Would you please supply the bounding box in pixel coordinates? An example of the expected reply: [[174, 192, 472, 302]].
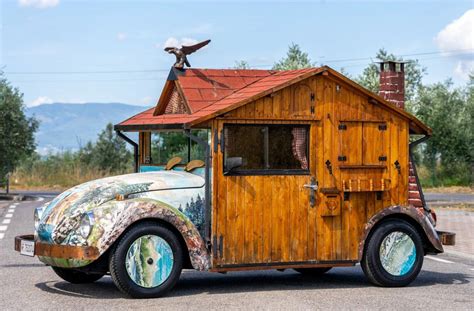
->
[[20, 240, 35, 257]]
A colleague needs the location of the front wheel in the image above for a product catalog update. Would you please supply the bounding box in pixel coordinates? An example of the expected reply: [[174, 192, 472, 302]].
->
[[109, 222, 183, 298], [362, 219, 424, 287], [52, 266, 104, 284]]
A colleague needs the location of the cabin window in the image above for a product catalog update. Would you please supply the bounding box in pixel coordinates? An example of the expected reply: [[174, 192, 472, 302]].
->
[[223, 124, 310, 175], [148, 130, 208, 165]]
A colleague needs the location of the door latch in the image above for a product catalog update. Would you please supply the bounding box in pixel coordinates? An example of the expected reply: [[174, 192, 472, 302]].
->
[[303, 183, 318, 190], [304, 177, 318, 207]]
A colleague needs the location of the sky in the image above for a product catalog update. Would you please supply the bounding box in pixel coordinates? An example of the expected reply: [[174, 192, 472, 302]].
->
[[1, 0, 473, 107]]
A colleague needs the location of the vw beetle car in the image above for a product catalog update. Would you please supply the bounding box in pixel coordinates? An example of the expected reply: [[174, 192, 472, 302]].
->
[[15, 64, 455, 298]]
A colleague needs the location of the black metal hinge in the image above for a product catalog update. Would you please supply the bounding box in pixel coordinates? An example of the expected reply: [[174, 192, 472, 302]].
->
[[213, 129, 219, 153], [379, 155, 387, 161], [338, 124, 347, 130], [310, 106, 315, 114], [213, 129, 225, 153], [213, 235, 224, 258], [212, 235, 218, 255], [378, 124, 387, 131], [219, 235, 223, 258], [338, 155, 347, 162], [220, 130, 224, 153], [310, 93, 315, 101]]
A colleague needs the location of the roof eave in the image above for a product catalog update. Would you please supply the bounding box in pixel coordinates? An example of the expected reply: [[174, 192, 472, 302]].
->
[[114, 123, 187, 132]]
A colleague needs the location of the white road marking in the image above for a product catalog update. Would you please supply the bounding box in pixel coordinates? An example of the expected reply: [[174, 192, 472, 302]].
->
[[5, 214, 13, 218], [0, 233, 4, 239], [0, 225, 7, 231], [2, 219, 11, 224], [8, 209, 15, 213], [426, 255, 454, 264], [37, 197, 45, 202]]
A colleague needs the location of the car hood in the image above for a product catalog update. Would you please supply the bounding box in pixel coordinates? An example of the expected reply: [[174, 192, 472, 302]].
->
[[40, 171, 204, 227]]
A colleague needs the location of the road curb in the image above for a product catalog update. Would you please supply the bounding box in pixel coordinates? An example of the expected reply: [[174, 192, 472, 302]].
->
[[0, 194, 40, 202], [0, 194, 24, 201]]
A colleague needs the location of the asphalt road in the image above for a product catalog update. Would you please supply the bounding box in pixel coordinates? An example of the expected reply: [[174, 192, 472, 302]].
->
[[0, 198, 473, 310], [424, 192, 474, 206]]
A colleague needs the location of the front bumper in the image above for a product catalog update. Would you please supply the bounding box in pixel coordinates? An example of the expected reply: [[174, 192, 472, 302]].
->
[[436, 230, 456, 246], [14, 234, 100, 260]]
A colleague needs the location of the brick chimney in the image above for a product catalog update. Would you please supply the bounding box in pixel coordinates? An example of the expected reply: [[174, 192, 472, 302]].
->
[[378, 61, 424, 208], [379, 61, 405, 109]]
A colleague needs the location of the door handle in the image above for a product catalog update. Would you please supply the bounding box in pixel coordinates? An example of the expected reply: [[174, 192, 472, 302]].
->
[[303, 177, 318, 207], [303, 184, 318, 190]]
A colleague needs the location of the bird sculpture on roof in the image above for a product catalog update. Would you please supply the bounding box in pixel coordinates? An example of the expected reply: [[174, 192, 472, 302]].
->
[[164, 39, 211, 69]]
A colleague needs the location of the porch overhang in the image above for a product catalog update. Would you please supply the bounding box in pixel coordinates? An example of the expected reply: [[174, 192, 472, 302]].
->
[[113, 123, 187, 132]]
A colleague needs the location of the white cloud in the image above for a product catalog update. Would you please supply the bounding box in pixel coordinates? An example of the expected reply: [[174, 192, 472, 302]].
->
[[29, 96, 53, 107], [18, 0, 60, 9], [435, 10, 474, 79], [117, 32, 127, 41], [454, 60, 474, 79], [161, 37, 199, 49]]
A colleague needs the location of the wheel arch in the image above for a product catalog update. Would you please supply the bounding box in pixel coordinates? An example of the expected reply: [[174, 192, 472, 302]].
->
[[358, 205, 444, 261], [94, 198, 211, 271]]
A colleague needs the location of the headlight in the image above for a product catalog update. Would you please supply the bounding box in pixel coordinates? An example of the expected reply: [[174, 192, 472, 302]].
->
[[78, 212, 94, 239], [34, 207, 43, 231]]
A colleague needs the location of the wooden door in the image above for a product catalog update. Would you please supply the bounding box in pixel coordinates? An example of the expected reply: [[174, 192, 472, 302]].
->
[[213, 122, 317, 267]]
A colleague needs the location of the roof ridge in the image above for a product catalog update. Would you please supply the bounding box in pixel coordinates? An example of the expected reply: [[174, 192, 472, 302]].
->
[[185, 68, 274, 72]]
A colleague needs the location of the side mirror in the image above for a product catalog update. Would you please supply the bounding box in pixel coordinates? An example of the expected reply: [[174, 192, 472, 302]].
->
[[225, 157, 243, 173]]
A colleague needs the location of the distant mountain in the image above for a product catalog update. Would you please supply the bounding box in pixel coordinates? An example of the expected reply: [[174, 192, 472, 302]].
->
[[26, 103, 150, 154]]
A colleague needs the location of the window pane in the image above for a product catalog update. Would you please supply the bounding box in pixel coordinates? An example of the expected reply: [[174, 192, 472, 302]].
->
[[225, 126, 265, 170], [224, 124, 309, 173], [150, 130, 207, 164], [268, 127, 308, 170]]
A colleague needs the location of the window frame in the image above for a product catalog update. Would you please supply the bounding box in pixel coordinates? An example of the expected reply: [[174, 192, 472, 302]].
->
[[222, 123, 311, 176]]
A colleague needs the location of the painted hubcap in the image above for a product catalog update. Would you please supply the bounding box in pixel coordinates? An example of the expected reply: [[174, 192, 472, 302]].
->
[[379, 231, 416, 276], [125, 235, 174, 288]]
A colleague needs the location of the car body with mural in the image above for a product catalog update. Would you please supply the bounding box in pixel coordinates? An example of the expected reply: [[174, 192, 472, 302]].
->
[[15, 63, 455, 298]]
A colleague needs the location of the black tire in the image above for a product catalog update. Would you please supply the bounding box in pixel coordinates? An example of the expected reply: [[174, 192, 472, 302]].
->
[[362, 219, 424, 287], [52, 266, 104, 284], [109, 222, 183, 298], [294, 267, 332, 275]]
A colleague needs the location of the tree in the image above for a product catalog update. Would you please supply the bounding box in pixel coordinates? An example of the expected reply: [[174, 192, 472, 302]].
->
[[82, 123, 132, 172], [356, 48, 427, 110], [234, 60, 250, 69], [0, 73, 38, 191], [415, 79, 472, 186], [273, 43, 315, 70]]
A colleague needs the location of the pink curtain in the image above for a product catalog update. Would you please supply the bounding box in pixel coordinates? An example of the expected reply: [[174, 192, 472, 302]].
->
[[291, 128, 308, 170]]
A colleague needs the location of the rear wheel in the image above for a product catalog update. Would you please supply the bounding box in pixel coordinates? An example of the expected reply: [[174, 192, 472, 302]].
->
[[362, 219, 424, 287], [52, 266, 104, 284], [294, 267, 332, 275], [109, 222, 183, 298]]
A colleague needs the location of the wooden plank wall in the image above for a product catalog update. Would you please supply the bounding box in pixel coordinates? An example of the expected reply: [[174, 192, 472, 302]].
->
[[211, 74, 409, 267]]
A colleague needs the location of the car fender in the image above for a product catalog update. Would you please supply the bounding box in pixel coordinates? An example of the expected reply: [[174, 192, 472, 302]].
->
[[358, 205, 443, 260], [93, 197, 211, 271]]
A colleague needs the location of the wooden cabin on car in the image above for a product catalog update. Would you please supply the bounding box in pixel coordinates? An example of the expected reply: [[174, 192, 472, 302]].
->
[[114, 61, 452, 288]]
